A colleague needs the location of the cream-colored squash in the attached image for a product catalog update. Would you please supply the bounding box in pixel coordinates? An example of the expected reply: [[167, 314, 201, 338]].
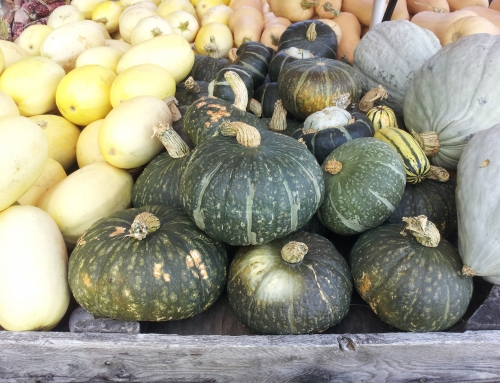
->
[[110, 63, 176, 107], [0, 47, 4, 74], [0, 40, 29, 68], [104, 39, 131, 53], [118, 2, 158, 43], [0, 116, 48, 212], [92, 0, 124, 33], [0, 90, 20, 117], [29, 115, 81, 171], [47, 5, 85, 28], [76, 119, 106, 167], [0, 205, 70, 331], [201, 4, 233, 26], [17, 158, 67, 206], [116, 34, 194, 82], [38, 161, 133, 245], [196, 0, 225, 19], [41, 20, 106, 73], [194, 21, 233, 57], [130, 15, 174, 45], [14, 25, 54, 56], [164, 10, 199, 42], [75, 46, 124, 72], [71, 0, 107, 19], [157, 0, 197, 18], [98, 95, 173, 169], [0, 56, 65, 117], [122, 0, 160, 6]]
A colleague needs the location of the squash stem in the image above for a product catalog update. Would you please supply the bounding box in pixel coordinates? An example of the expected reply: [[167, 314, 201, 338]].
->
[[306, 22, 318, 42], [249, 99, 262, 117], [269, 100, 287, 132], [228, 48, 238, 63], [325, 159, 342, 174], [152, 123, 190, 158], [184, 76, 201, 94], [224, 70, 248, 111], [177, 20, 190, 32], [358, 85, 388, 112], [426, 165, 449, 182], [412, 130, 440, 157], [205, 36, 221, 59], [323, 2, 341, 17], [164, 97, 182, 122], [461, 264, 477, 277], [220, 121, 261, 147], [413, 1, 449, 12], [301, 0, 319, 10], [128, 212, 161, 240], [400, 215, 440, 247], [281, 241, 308, 264], [270, 33, 280, 46]]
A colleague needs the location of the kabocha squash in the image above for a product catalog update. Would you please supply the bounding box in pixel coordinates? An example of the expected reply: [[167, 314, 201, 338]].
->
[[353, 20, 441, 117], [278, 20, 338, 59], [180, 121, 325, 246], [268, 47, 314, 82], [229, 41, 274, 89], [227, 231, 352, 334], [132, 124, 190, 209], [213, 65, 255, 109], [366, 105, 398, 131], [254, 82, 280, 118], [266, 100, 304, 137], [404, 34, 500, 170], [457, 123, 500, 284], [68, 205, 228, 321], [374, 127, 430, 184], [175, 77, 210, 107], [386, 177, 457, 238], [278, 57, 363, 120], [318, 137, 406, 235], [350, 216, 473, 332], [189, 53, 229, 82]]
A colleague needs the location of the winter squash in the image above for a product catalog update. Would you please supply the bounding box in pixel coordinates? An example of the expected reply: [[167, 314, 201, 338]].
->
[[462, 6, 500, 28], [334, 11, 361, 64], [278, 57, 363, 120], [76, 120, 106, 168], [278, 20, 338, 59], [404, 34, 500, 170], [315, 18, 342, 44], [118, 2, 158, 44], [129, 15, 174, 46], [269, 0, 316, 22], [441, 16, 500, 45], [227, 231, 352, 334], [0, 40, 28, 69], [350, 216, 473, 332], [132, 124, 190, 209], [406, 0, 449, 14], [265, 100, 304, 137], [189, 53, 229, 82], [353, 20, 441, 117], [213, 65, 255, 109], [229, 41, 274, 89], [175, 77, 210, 106], [92, 1, 124, 33], [14, 25, 53, 57], [268, 47, 314, 83], [315, 0, 342, 18], [457, 123, 500, 284], [386, 177, 457, 238], [75, 46, 124, 72], [201, 4, 234, 25], [318, 137, 406, 235], [342, 0, 409, 27], [0, 205, 70, 331], [254, 82, 280, 118], [47, 5, 85, 29], [68, 205, 228, 321], [180, 121, 325, 245], [194, 22, 234, 58], [448, 0, 488, 12], [164, 10, 200, 43], [366, 105, 398, 131], [0, 91, 19, 117], [232, 14, 265, 46], [260, 24, 287, 50], [157, 0, 197, 18]]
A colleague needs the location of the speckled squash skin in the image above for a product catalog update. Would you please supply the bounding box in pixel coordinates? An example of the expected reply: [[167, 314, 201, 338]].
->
[[227, 231, 352, 334], [350, 222, 473, 332], [318, 137, 406, 235], [68, 205, 228, 321], [179, 129, 325, 246]]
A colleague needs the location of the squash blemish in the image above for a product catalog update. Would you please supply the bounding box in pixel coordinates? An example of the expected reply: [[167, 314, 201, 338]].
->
[[480, 159, 490, 168], [359, 272, 372, 298], [109, 227, 126, 237], [153, 263, 163, 280]]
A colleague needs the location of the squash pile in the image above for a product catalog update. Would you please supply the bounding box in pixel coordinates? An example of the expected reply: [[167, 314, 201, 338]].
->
[[1, 0, 500, 335]]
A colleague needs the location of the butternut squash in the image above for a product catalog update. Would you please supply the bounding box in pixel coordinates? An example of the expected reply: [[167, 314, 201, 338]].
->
[[233, 16, 264, 45], [316, 18, 343, 43], [341, 0, 409, 27], [334, 11, 361, 64], [490, 0, 500, 12], [442, 15, 500, 45], [462, 6, 500, 28], [228, 6, 264, 31], [448, 0, 488, 12], [411, 9, 478, 43], [231, 0, 262, 11], [268, 0, 316, 22], [260, 24, 287, 49], [406, 0, 449, 14], [316, 0, 342, 18], [264, 16, 292, 28]]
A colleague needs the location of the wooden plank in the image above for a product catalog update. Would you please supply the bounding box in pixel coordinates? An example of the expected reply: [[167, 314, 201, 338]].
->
[[0, 330, 499, 382]]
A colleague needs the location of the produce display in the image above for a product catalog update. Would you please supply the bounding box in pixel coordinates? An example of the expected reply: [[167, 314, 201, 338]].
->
[[1, 0, 499, 335]]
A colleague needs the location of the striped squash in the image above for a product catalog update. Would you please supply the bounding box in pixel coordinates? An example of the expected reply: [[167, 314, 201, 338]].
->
[[318, 137, 406, 235], [366, 105, 398, 131], [374, 127, 431, 184], [179, 122, 325, 246], [229, 41, 273, 89]]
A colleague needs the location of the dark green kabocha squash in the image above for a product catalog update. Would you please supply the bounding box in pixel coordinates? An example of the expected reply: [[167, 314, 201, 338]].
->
[[189, 52, 229, 82], [318, 137, 406, 235], [278, 57, 363, 120], [180, 121, 325, 246], [212, 65, 254, 109], [263, 100, 303, 137], [227, 230, 352, 334], [68, 205, 228, 322], [268, 47, 314, 83], [278, 20, 338, 59], [228, 41, 274, 89], [350, 216, 473, 332], [254, 82, 280, 118], [386, 176, 457, 238], [133, 124, 191, 209], [175, 77, 210, 107], [183, 71, 267, 146]]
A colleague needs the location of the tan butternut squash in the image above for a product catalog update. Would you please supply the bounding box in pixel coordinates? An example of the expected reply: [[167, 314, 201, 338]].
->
[[316, 18, 343, 43], [406, 0, 449, 14], [268, 0, 317, 22], [462, 6, 500, 28], [228, 6, 264, 31], [264, 16, 292, 28], [448, 0, 488, 12], [490, 0, 500, 12], [233, 16, 264, 46], [231, 0, 262, 11], [341, 0, 409, 27], [334, 11, 360, 64], [411, 9, 478, 43], [316, 0, 342, 18], [260, 24, 287, 49], [442, 15, 500, 45]]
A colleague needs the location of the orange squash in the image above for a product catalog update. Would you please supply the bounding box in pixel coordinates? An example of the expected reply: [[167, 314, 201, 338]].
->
[[315, 0, 342, 19], [462, 6, 500, 28], [411, 9, 478, 43], [334, 11, 360, 64], [260, 23, 287, 49], [406, 0, 449, 14], [448, 0, 488, 12], [233, 16, 264, 45], [228, 6, 264, 31], [268, 0, 317, 22], [442, 15, 500, 45], [490, 0, 500, 12], [341, 0, 409, 27]]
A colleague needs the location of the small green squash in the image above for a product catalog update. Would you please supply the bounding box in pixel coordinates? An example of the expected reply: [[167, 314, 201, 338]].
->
[[180, 121, 325, 246], [227, 230, 352, 335], [350, 216, 473, 332], [318, 137, 406, 235], [229, 41, 274, 89], [68, 205, 228, 322], [278, 20, 337, 59]]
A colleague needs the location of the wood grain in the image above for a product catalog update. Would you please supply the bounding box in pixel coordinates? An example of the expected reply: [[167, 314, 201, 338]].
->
[[0, 330, 500, 382]]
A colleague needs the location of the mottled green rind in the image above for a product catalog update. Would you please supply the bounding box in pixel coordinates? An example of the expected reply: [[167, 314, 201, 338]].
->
[[350, 223, 473, 332], [132, 152, 188, 209], [179, 129, 325, 246], [318, 137, 406, 235], [227, 231, 352, 335], [68, 205, 228, 322]]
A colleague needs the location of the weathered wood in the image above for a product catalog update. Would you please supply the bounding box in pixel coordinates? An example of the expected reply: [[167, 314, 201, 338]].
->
[[465, 285, 500, 331], [73, 319, 140, 334], [0, 330, 499, 382]]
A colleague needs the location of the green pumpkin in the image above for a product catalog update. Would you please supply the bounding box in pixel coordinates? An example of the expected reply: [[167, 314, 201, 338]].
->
[[189, 54, 229, 82], [230, 41, 274, 89], [268, 47, 314, 83], [212, 65, 254, 109], [68, 205, 228, 321], [318, 137, 406, 235], [227, 231, 352, 334], [179, 122, 325, 246], [175, 77, 210, 107], [350, 217, 473, 332], [278, 57, 363, 120]]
